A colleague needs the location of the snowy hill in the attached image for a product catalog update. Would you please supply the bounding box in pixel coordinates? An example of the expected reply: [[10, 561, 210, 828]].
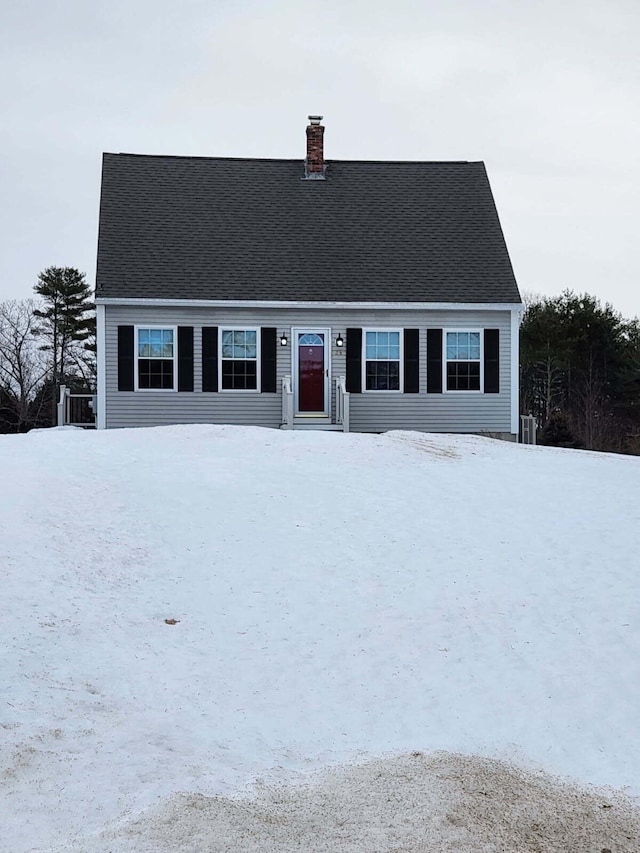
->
[[2, 425, 640, 851]]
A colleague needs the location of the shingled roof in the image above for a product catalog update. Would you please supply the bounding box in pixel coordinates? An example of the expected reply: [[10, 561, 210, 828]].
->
[[95, 154, 521, 304]]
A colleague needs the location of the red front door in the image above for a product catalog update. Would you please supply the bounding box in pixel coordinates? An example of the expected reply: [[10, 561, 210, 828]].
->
[[298, 333, 325, 412]]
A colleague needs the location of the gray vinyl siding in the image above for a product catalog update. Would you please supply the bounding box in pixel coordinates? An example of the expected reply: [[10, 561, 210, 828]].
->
[[104, 305, 513, 433]]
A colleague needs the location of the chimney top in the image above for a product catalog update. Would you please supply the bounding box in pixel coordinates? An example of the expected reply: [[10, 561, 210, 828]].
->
[[304, 115, 326, 180]]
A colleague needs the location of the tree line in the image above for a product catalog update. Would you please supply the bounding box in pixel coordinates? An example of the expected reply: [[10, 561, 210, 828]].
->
[[0, 267, 94, 432], [520, 291, 640, 454]]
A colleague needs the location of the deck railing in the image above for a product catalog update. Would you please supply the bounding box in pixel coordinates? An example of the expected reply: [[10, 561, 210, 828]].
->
[[57, 385, 96, 428], [335, 375, 350, 433], [520, 414, 537, 445], [281, 375, 294, 429]]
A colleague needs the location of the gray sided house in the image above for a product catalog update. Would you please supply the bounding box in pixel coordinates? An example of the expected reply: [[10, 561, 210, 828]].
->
[[95, 116, 522, 436]]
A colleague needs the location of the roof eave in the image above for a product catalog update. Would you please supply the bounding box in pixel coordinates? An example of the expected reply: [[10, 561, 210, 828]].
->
[[95, 297, 523, 310]]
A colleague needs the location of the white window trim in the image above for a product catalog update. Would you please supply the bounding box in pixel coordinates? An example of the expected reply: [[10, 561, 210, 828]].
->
[[134, 324, 178, 392], [442, 328, 484, 394], [362, 328, 404, 393], [218, 326, 261, 393]]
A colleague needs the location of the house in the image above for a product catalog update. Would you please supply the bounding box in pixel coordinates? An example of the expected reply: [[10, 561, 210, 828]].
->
[[95, 116, 522, 437]]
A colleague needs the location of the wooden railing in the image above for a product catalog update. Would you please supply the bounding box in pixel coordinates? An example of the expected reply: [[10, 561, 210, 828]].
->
[[520, 414, 537, 445], [281, 375, 294, 429], [335, 375, 350, 433], [57, 385, 96, 428]]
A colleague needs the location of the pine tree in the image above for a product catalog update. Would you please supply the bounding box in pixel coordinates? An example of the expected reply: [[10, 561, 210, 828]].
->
[[538, 411, 583, 449], [32, 267, 95, 425], [520, 290, 640, 452]]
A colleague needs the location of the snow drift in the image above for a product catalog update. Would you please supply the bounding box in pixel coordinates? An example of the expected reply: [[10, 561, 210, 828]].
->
[[2, 425, 639, 851]]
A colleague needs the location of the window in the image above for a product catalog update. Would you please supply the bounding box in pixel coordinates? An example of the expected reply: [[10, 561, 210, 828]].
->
[[299, 333, 324, 346], [221, 329, 258, 390], [446, 331, 481, 391], [136, 327, 176, 390], [364, 330, 401, 391]]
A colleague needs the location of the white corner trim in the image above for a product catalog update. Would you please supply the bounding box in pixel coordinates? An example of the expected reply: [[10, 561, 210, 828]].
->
[[96, 304, 106, 429], [511, 307, 521, 436], [95, 297, 523, 312]]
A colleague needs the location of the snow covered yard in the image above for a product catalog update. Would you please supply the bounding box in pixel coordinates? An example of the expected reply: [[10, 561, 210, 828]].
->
[[2, 425, 640, 851]]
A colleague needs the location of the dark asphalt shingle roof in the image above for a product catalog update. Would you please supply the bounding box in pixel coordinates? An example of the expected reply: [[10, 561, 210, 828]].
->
[[95, 155, 521, 303]]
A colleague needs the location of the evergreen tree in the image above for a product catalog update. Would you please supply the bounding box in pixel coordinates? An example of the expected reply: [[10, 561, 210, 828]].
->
[[32, 267, 95, 425], [520, 291, 640, 453], [538, 411, 583, 449]]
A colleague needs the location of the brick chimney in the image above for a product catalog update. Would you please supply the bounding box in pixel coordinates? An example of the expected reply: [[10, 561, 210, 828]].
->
[[304, 115, 326, 179]]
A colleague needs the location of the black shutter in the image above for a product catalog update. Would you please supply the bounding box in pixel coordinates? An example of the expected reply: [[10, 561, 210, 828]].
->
[[484, 329, 500, 393], [346, 328, 362, 393], [426, 328, 443, 393], [261, 327, 277, 392], [117, 325, 134, 391], [202, 327, 218, 392], [177, 326, 194, 391], [403, 329, 419, 393]]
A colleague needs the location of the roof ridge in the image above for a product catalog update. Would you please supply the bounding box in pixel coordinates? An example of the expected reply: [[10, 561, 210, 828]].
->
[[106, 153, 476, 166]]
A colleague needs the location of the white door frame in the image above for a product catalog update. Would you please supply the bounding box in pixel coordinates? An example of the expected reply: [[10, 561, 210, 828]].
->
[[292, 327, 331, 416]]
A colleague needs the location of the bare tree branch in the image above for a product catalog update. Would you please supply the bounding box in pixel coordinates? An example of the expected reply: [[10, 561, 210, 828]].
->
[[0, 300, 49, 430]]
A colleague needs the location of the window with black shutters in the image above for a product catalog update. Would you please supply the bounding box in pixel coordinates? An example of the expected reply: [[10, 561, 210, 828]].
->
[[445, 331, 482, 391], [221, 329, 258, 390], [364, 330, 402, 391], [136, 327, 176, 390]]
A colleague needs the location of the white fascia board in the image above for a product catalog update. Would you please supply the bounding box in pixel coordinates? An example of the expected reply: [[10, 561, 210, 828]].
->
[[511, 306, 523, 436], [96, 297, 523, 311], [96, 303, 106, 429]]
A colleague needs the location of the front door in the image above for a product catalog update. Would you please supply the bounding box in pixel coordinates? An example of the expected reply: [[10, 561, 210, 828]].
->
[[295, 329, 329, 415]]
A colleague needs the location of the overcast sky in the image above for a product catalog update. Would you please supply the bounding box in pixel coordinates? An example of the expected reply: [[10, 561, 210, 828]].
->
[[1, 0, 638, 317]]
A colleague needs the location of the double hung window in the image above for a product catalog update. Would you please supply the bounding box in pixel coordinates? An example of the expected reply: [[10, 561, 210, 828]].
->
[[136, 327, 176, 389], [364, 330, 401, 391], [446, 331, 481, 391], [221, 329, 258, 390]]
